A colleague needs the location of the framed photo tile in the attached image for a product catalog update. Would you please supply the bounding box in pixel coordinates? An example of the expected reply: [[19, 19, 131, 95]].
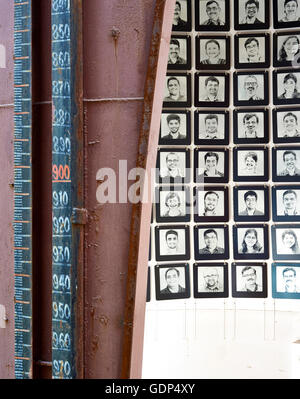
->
[[194, 110, 229, 146], [194, 224, 229, 260], [155, 263, 190, 300], [163, 73, 192, 108], [272, 146, 300, 182], [172, 0, 192, 32], [271, 224, 300, 260], [233, 108, 269, 145], [194, 148, 229, 183], [272, 108, 300, 144], [159, 110, 191, 146], [273, 0, 300, 30], [234, 185, 269, 222], [196, 35, 230, 70], [233, 71, 269, 106], [232, 262, 268, 298], [233, 224, 269, 260], [147, 267, 151, 302], [234, 0, 270, 30], [273, 69, 300, 105], [272, 185, 300, 222], [195, 0, 230, 31], [193, 263, 229, 298], [272, 263, 300, 298], [273, 31, 300, 67], [234, 33, 270, 69], [195, 72, 230, 108], [168, 35, 192, 71], [156, 148, 190, 184], [194, 185, 229, 223], [233, 146, 269, 182], [155, 186, 191, 223], [155, 225, 190, 262]]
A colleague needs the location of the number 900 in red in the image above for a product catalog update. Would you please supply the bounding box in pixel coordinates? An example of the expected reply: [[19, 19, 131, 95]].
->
[[52, 164, 70, 181]]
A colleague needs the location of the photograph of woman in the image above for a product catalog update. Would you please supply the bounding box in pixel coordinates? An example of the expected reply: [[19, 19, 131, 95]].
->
[[280, 229, 300, 254], [278, 73, 300, 100], [278, 35, 300, 63], [162, 192, 183, 217], [241, 151, 258, 175], [200, 39, 226, 65], [239, 228, 263, 254]]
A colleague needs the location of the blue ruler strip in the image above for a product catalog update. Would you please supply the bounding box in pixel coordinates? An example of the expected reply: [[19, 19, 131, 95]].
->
[[51, 0, 76, 379], [14, 0, 33, 379]]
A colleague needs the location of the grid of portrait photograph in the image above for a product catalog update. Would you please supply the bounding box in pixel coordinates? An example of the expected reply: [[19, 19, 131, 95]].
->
[[146, 0, 300, 303]]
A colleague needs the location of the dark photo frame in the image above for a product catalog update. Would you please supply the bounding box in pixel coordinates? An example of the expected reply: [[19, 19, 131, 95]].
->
[[272, 262, 300, 299], [272, 146, 300, 182], [233, 71, 269, 106], [272, 185, 300, 222], [234, 33, 270, 69], [149, 228, 152, 261], [234, 0, 270, 30], [271, 224, 300, 260], [272, 108, 300, 144], [194, 148, 229, 183], [167, 35, 192, 71], [172, 0, 192, 32], [155, 185, 191, 223], [147, 267, 151, 302], [194, 110, 229, 146], [273, 31, 300, 68], [194, 72, 230, 108], [273, 0, 300, 30], [194, 185, 229, 223], [234, 185, 269, 222], [155, 263, 191, 300], [273, 69, 300, 105], [155, 225, 190, 262], [163, 73, 192, 108], [156, 148, 190, 184], [159, 110, 191, 146], [233, 146, 269, 182], [233, 108, 269, 145], [193, 263, 229, 298], [196, 35, 230, 70], [195, 0, 230, 32], [232, 262, 268, 298], [233, 224, 269, 260], [194, 224, 229, 260]]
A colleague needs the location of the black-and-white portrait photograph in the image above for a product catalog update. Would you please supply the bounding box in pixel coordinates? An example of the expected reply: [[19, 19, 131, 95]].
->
[[155, 263, 190, 300], [195, 0, 230, 31], [272, 263, 300, 299], [196, 35, 230, 70], [156, 148, 190, 183], [172, 0, 192, 31], [194, 186, 229, 222], [232, 262, 267, 298], [163, 73, 191, 108], [194, 225, 229, 260], [273, 70, 300, 105], [195, 148, 229, 183], [273, 108, 300, 144], [234, 185, 269, 222], [233, 147, 268, 182], [155, 186, 191, 223], [234, 0, 269, 30], [234, 71, 268, 106], [168, 35, 191, 70], [233, 109, 269, 144], [272, 147, 300, 182], [194, 111, 229, 145], [272, 225, 300, 260], [272, 185, 300, 221], [147, 267, 151, 302], [233, 224, 269, 259], [274, 32, 300, 67], [234, 33, 270, 69], [193, 263, 229, 298], [274, 0, 300, 29], [195, 73, 229, 107], [159, 111, 191, 146], [155, 225, 190, 262]]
